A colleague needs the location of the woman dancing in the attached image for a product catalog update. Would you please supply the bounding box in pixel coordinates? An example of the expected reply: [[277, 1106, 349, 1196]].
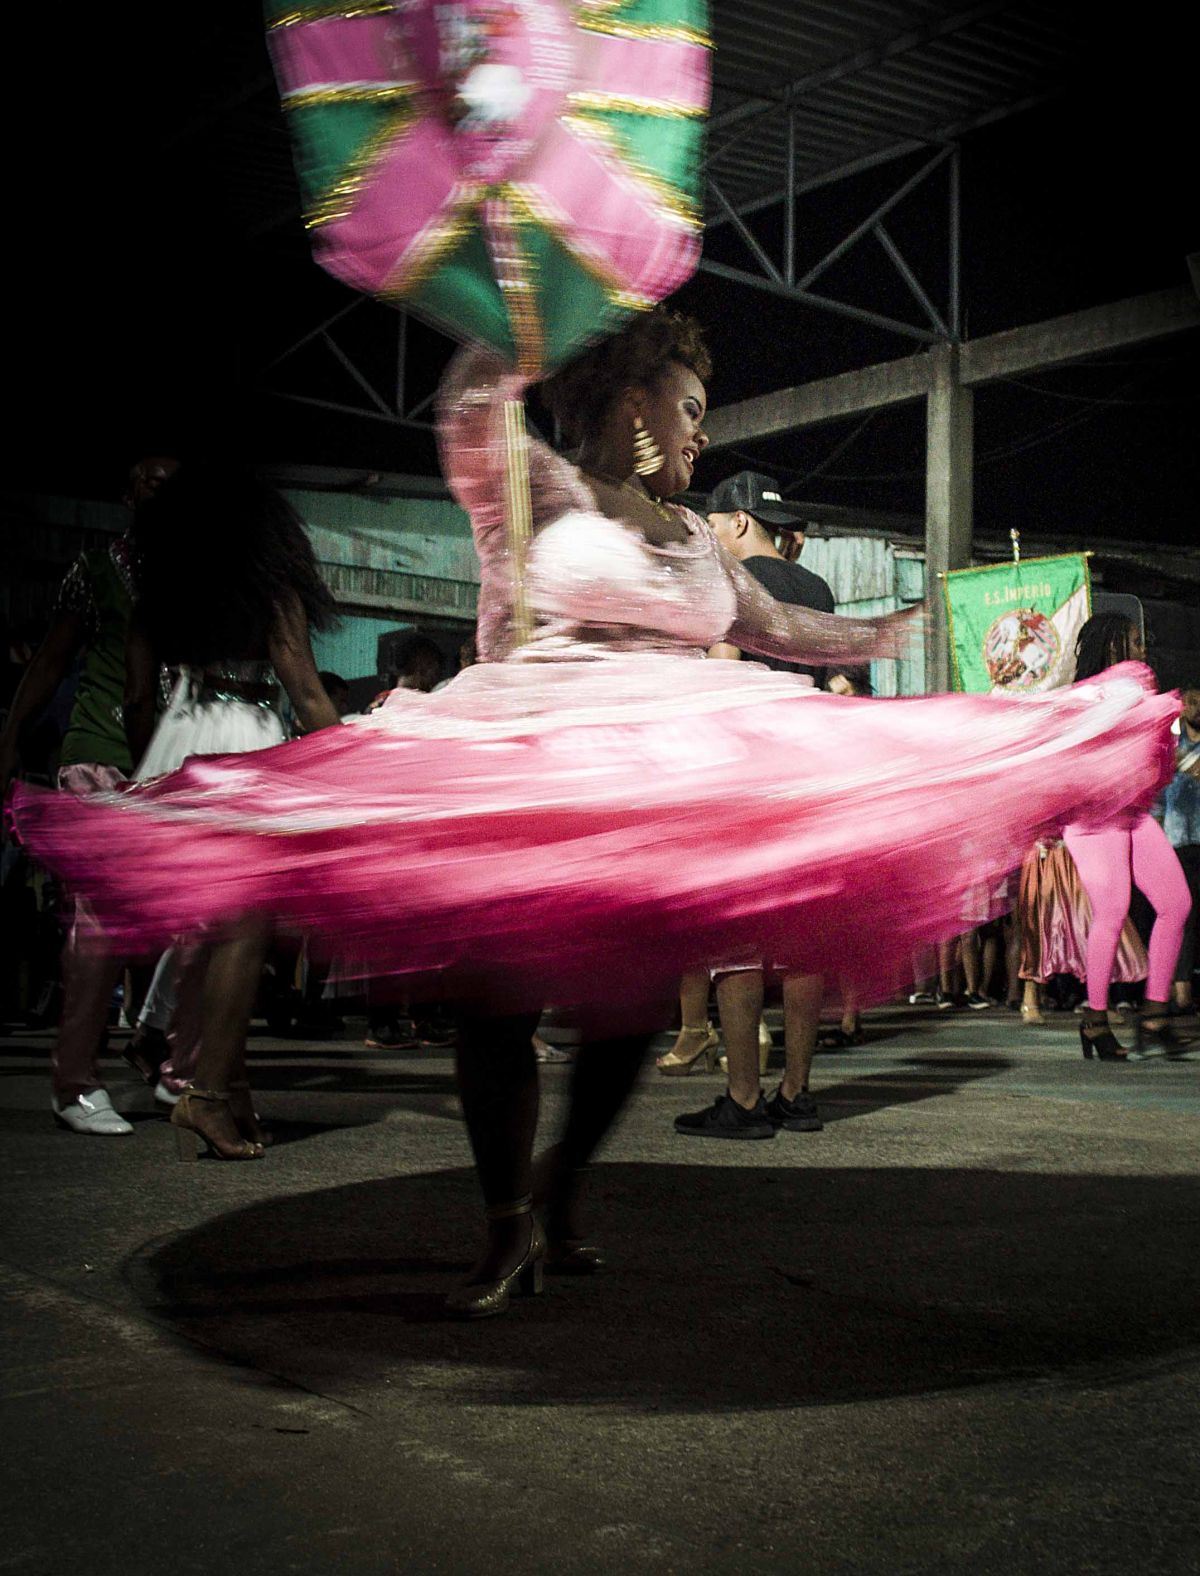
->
[[1063, 614, 1191, 1059], [8, 314, 1180, 1318], [125, 461, 342, 1155]]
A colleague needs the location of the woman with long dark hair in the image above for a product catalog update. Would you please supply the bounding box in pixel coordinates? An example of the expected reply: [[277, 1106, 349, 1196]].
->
[[124, 461, 341, 1156], [1063, 613, 1191, 1058]]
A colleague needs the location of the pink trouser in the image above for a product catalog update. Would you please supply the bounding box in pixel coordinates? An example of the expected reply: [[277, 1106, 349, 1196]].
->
[[1062, 814, 1192, 1010]]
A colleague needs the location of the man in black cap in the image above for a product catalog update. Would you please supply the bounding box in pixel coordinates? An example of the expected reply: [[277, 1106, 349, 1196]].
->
[[673, 472, 837, 1143], [706, 469, 835, 681]]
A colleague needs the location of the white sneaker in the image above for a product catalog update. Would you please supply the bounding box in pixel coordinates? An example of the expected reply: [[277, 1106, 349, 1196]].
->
[[52, 1088, 133, 1136]]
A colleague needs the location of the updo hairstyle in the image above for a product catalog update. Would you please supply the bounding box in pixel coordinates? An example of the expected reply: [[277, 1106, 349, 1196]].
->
[[540, 307, 711, 447]]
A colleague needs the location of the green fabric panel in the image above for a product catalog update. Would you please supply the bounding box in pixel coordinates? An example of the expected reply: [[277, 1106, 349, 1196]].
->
[[526, 225, 625, 369], [601, 0, 709, 31], [582, 109, 704, 208], [407, 223, 516, 362], [61, 550, 134, 772], [288, 102, 395, 210]]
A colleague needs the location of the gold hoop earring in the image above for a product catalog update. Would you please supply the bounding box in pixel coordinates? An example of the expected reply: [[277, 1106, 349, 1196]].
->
[[632, 416, 665, 477]]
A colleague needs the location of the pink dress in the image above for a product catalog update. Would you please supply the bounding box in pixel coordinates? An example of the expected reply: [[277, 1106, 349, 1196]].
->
[[1017, 840, 1148, 985], [7, 354, 1179, 1017]]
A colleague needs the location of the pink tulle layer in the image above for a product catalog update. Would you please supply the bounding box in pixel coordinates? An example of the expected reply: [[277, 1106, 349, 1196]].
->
[[8, 660, 1177, 1017]]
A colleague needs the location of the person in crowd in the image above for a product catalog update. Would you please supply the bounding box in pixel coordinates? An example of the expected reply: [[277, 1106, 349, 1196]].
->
[[1016, 835, 1147, 1026], [1160, 680, 1200, 1016], [0, 455, 177, 1135], [664, 474, 836, 1134], [703, 472, 834, 676], [1063, 614, 1191, 1059], [318, 670, 352, 718], [435, 636, 477, 693], [120, 459, 342, 1155], [820, 665, 873, 1046]]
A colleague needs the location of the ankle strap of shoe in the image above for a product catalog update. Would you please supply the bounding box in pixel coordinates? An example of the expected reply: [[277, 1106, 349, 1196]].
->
[[486, 1194, 533, 1221]]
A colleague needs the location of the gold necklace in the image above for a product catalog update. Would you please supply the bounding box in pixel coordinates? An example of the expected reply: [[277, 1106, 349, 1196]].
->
[[621, 479, 677, 526]]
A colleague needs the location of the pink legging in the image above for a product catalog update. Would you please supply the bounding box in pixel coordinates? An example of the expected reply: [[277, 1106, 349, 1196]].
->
[[1063, 814, 1192, 1010]]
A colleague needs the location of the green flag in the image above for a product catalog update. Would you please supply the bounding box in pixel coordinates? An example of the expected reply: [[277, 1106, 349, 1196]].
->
[[943, 553, 1092, 694]]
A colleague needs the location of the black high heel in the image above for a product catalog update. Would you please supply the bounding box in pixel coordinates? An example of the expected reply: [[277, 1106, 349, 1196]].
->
[[1079, 1010, 1128, 1062], [1135, 1001, 1192, 1058], [532, 1144, 605, 1276], [445, 1196, 546, 1319]]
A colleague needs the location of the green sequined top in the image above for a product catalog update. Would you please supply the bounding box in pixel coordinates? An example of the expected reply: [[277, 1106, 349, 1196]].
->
[[56, 538, 136, 772]]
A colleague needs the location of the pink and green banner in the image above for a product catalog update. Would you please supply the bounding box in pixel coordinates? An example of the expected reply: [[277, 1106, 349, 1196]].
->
[[943, 553, 1092, 694], [265, 0, 711, 374]]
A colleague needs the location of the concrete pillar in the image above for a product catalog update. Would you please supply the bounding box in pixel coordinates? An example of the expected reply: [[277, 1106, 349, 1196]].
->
[[924, 343, 974, 692]]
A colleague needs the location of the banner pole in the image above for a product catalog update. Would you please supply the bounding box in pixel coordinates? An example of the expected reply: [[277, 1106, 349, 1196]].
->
[[1010, 528, 1020, 565]]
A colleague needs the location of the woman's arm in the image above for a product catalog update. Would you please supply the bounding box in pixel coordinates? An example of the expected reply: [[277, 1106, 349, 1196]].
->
[[269, 592, 341, 734], [0, 610, 84, 792], [436, 346, 596, 534], [123, 613, 161, 771], [722, 551, 918, 665]]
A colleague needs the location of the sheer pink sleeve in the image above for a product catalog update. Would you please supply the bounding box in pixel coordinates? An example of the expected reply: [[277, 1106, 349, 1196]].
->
[[436, 347, 594, 534], [436, 347, 597, 660], [722, 551, 918, 664]]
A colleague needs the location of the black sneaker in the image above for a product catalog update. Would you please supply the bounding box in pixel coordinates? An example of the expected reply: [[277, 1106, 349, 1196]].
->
[[364, 1020, 418, 1050], [963, 992, 994, 1011], [674, 1092, 775, 1140], [765, 1087, 823, 1132]]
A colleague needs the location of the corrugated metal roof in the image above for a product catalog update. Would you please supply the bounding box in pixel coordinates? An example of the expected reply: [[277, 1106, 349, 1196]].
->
[[705, 1, 1071, 219]]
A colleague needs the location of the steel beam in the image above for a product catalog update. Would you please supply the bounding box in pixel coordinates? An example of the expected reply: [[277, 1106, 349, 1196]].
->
[[958, 287, 1200, 385], [704, 287, 1200, 451], [924, 345, 974, 693], [874, 223, 949, 338], [697, 259, 940, 343], [949, 146, 962, 338], [704, 353, 933, 450], [322, 332, 394, 417], [708, 178, 783, 285], [265, 297, 362, 370], [796, 147, 953, 289], [707, 92, 1052, 230], [270, 392, 432, 429]]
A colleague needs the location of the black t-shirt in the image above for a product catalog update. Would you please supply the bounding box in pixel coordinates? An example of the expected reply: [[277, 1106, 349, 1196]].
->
[[740, 555, 836, 682]]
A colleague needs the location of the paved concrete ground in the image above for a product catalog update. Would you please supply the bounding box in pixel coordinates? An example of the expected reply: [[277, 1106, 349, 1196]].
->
[[2, 1004, 1199, 1575]]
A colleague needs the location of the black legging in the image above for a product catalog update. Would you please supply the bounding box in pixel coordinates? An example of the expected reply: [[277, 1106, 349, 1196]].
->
[[455, 1008, 649, 1213]]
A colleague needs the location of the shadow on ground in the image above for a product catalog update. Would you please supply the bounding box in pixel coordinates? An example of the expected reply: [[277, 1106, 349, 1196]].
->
[[126, 1162, 1200, 1412]]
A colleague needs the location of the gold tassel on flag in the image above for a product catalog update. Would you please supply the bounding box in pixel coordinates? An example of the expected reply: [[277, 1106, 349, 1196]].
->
[[503, 399, 534, 649]]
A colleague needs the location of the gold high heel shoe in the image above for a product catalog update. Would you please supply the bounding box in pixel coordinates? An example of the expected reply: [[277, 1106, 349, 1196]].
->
[[226, 1079, 273, 1148], [656, 1022, 721, 1076], [717, 1020, 772, 1077], [445, 1196, 546, 1319], [170, 1089, 264, 1161]]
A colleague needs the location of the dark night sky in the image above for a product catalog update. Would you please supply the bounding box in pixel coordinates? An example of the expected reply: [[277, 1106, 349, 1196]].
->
[[15, 11, 1197, 544]]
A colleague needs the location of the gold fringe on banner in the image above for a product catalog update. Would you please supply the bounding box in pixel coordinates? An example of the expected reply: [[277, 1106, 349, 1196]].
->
[[503, 399, 534, 649]]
